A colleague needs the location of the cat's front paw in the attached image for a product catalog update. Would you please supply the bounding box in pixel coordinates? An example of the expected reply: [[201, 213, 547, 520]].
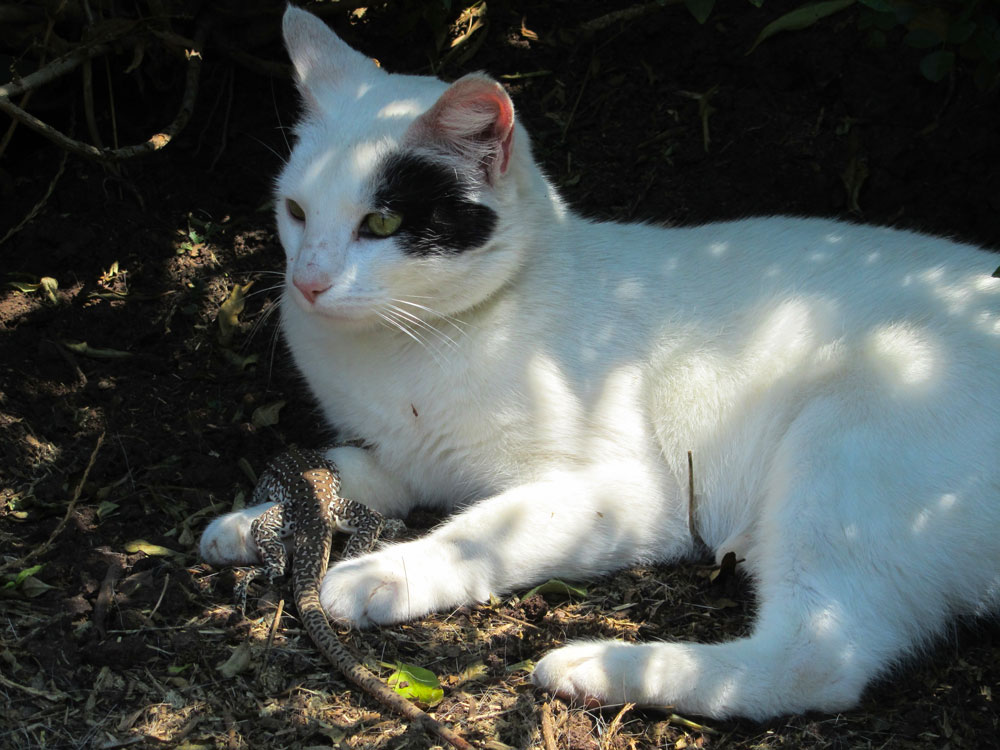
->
[[532, 641, 641, 706], [199, 505, 273, 566], [319, 539, 486, 627]]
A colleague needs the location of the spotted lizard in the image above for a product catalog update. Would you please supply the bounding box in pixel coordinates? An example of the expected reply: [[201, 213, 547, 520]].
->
[[236, 447, 473, 750]]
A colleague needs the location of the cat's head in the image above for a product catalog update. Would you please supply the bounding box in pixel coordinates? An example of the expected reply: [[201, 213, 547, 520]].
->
[[276, 6, 534, 329]]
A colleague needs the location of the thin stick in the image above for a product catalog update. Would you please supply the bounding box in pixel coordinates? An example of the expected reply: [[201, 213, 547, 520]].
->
[[0, 43, 112, 100], [264, 598, 285, 654], [601, 703, 635, 749], [0, 672, 70, 702], [104, 55, 119, 149], [0, 431, 105, 575], [82, 58, 103, 148], [148, 573, 171, 621], [687, 450, 696, 535], [540, 701, 559, 750], [668, 712, 719, 734]]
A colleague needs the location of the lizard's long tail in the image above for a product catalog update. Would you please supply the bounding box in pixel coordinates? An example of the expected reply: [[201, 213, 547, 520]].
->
[[297, 536, 474, 750]]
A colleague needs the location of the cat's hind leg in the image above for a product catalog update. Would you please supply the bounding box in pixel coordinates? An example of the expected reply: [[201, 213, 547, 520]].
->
[[531, 555, 910, 719], [533, 393, 991, 719]]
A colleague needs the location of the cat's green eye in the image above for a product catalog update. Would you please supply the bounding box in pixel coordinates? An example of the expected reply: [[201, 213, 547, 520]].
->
[[364, 211, 403, 237], [286, 199, 306, 221]]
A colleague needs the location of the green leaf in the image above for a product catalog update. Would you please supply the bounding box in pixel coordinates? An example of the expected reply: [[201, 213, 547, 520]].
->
[[920, 50, 955, 82], [124, 539, 181, 557], [384, 662, 444, 705], [506, 659, 536, 673], [748, 0, 856, 54], [2, 566, 54, 598], [2, 564, 44, 589], [7, 280, 40, 293], [62, 341, 133, 359], [523, 578, 588, 600], [251, 400, 285, 428], [19, 576, 56, 598], [685, 0, 715, 24], [7, 277, 59, 303], [96, 500, 119, 519]]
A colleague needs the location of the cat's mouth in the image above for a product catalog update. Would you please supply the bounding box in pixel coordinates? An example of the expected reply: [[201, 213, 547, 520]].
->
[[304, 303, 378, 325], [285, 286, 380, 326]]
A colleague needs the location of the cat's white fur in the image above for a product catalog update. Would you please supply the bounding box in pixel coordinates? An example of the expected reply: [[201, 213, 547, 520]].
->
[[201, 6, 1000, 719]]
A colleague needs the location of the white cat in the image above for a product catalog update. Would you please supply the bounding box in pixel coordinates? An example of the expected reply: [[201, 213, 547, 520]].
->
[[200, 6, 1000, 720]]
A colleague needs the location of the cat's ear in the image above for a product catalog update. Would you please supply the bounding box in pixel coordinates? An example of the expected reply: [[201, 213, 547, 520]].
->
[[282, 6, 380, 108], [408, 74, 515, 185]]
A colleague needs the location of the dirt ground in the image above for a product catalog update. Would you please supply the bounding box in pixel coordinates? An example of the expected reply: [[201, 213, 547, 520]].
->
[[2, 1, 999, 748]]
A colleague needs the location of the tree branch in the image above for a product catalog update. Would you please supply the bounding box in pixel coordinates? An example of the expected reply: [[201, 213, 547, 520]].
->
[[0, 42, 111, 99]]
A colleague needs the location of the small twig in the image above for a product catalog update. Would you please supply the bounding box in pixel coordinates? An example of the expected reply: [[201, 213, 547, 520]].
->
[[260, 597, 285, 668], [266, 598, 285, 649], [148, 572, 170, 621], [668, 712, 719, 734], [82, 57, 103, 148], [0, 42, 112, 100], [0, 431, 105, 575], [540, 701, 559, 750], [0, 672, 70, 702], [208, 66, 235, 172], [601, 702, 634, 748], [104, 56, 119, 149], [491, 607, 543, 631], [687, 449, 700, 545], [560, 53, 594, 144]]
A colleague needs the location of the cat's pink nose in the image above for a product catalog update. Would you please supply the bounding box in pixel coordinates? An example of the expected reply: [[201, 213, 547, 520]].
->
[[293, 276, 331, 304]]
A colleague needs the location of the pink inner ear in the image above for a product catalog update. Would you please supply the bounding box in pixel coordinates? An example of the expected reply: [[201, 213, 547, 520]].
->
[[414, 76, 516, 181]]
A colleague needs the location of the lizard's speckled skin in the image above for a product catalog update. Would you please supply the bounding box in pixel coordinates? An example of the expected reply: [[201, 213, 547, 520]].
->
[[237, 448, 472, 750]]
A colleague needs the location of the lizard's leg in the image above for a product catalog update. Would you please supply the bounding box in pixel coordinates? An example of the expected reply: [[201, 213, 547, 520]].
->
[[233, 504, 288, 611]]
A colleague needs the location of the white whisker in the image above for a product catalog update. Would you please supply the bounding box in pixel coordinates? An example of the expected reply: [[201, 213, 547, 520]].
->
[[391, 297, 472, 338], [385, 302, 461, 353], [377, 307, 451, 371]]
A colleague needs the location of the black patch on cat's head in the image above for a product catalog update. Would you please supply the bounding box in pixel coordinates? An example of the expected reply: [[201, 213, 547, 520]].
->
[[371, 152, 498, 256]]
